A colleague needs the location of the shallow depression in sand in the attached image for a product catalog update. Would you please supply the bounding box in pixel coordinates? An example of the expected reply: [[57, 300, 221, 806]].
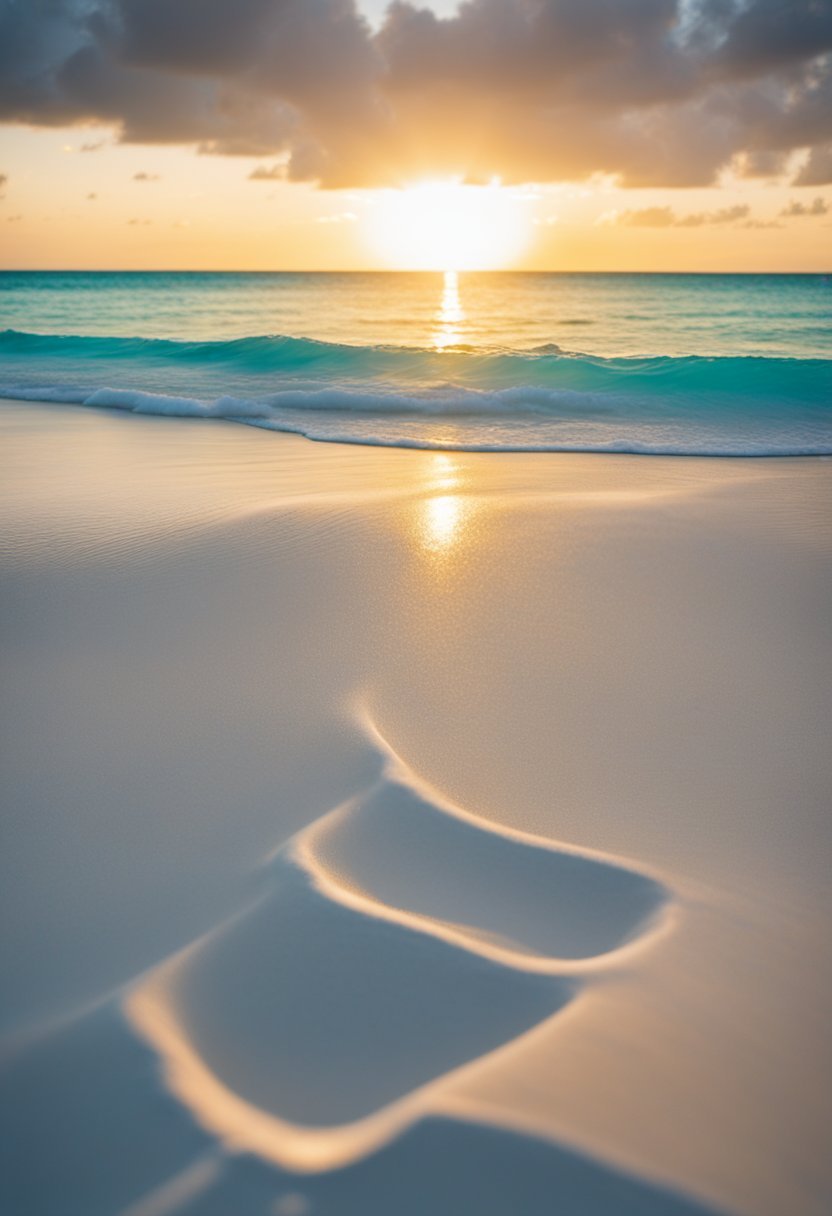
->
[[308, 764, 668, 963], [128, 717, 672, 1145]]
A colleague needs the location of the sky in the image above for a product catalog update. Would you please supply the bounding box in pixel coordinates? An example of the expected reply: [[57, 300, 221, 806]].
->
[[0, 0, 830, 271]]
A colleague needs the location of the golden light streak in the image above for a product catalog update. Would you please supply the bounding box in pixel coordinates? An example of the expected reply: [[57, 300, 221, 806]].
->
[[433, 270, 465, 350]]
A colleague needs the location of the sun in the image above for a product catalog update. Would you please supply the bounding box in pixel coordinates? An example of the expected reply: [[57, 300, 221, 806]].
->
[[364, 178, 532, 271]]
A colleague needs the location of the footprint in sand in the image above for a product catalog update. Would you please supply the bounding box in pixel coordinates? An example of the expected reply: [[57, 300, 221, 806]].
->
[[129, 719, 672, 1145]]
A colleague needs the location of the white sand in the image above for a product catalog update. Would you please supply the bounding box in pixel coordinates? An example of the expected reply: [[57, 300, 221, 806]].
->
[[1, 400, 830, 1216]]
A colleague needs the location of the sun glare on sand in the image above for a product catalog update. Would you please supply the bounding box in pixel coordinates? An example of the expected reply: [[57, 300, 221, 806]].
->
[[366, 179, 531, 271]]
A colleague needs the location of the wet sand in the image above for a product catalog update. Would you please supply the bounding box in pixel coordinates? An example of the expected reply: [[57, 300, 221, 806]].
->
[[1, 400, 831, 1216]]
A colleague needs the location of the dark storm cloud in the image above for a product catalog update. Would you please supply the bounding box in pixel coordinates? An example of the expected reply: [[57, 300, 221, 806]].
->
[[116, 0, 280, 73], [712, 0, 832, 77], [377, 0, 697, 108], [0, 0, 831, 188]]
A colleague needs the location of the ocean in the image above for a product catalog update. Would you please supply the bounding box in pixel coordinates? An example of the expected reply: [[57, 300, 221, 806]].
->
[[1, 270, 830, 455]]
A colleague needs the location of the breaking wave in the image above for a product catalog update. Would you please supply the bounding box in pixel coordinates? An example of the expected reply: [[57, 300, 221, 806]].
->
[[1, 328, 829, 455]]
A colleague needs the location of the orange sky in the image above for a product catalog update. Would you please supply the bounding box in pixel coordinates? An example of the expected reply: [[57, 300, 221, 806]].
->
[[1, 0, 830, 271], [1, 123, 829, 271]]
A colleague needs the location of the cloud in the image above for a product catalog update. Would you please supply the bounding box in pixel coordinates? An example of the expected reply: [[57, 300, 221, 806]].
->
[[0, 0, 831, 188], [675, 204, 751, 226], [0, 173, 7, 188], [711, 0, 832, 78], [794, 145, 832, 184], [80, 140, 104, 152], [249, 163, 285, 181], [734, 148, 791, 178], [780, 195, 830, 216], [618, 205, 677, 227], [618, 203, 752, 226]]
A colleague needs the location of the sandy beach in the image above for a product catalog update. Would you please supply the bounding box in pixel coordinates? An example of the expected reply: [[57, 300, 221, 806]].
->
[[1, 399, 831, 1216]]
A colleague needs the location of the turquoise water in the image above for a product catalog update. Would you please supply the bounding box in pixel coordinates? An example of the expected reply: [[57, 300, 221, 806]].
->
[[1, 271, 830, 454]]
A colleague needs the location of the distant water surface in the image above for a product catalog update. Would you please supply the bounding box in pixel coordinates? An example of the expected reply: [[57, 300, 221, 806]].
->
[[1, 271, 830, 454]]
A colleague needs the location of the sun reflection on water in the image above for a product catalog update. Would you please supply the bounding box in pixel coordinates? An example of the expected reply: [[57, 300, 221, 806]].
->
[[433, 271, 465, 350]]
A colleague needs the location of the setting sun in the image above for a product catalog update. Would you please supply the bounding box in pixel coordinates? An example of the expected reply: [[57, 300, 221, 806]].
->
[[364, 180, 532, 271]]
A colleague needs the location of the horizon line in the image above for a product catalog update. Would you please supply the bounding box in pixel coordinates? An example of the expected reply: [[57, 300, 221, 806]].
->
[[2, 267, 831, 276]]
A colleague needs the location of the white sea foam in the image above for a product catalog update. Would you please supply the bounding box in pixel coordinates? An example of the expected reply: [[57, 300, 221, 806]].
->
[[1, 325, 829, 455], [2, 380, 830, 456]]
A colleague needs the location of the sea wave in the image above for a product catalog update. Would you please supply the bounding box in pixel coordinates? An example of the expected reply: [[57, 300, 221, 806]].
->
[[1, 328, 830, 456]]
